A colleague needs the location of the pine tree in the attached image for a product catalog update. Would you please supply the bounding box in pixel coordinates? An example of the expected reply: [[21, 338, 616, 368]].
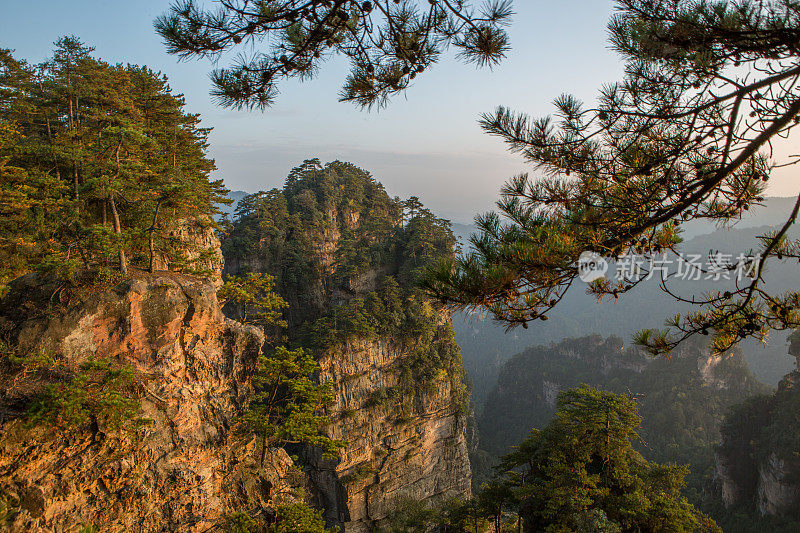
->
[[424, 0, 800, 356], [125, 64, 223, 272], [0, 40, 228, 291], [0, 50, 72, 290], [491, 385, 720, 532], [240, 345, 345, 465], [154, 0, 513, 109], [224, 502, 337, 533], [48, 36, 96, 211], [218, 272, 289, 328], [476, 480, 514, 533], [217, 272, 346, 467]]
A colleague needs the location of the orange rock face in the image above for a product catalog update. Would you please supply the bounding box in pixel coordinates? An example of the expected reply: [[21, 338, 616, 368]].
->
[[0, 274, 302, 532], [307, 337, 472, 532]]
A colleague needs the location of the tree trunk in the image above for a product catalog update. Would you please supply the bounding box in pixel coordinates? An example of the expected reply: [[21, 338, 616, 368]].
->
[[148, 200, 162, 273], [519, 473, 526, 533], [73, 163, 80, 213], [44, 115, 60, 181], [69, 95, 79, 213], [109, 197, 127, 275], [109, 141, 126, 273]]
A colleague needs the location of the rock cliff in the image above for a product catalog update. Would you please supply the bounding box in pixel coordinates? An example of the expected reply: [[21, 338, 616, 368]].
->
[[308, 336, 470, 532], [715, 362, 800, 517], [221, 160, 473, 530], [756, 452, 800, 515], [0, 273, 304, 531], [0, 160, 474, 531]]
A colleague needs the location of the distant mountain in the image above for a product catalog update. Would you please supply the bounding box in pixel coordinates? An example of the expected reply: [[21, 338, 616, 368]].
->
[[453, 196, 799, 243], [678, 196, 800, 239], [452, 197, 800, 407], [450, 222, 476, 248], [217, 190, 249, 218]]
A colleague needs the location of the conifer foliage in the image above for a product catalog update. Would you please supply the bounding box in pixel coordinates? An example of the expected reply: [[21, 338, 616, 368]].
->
[[492, 385, 720, 531], [241, 345, 345, 460], [155, 0, 513, 109], [215, 272, 345, 461], [0, 38, 227, 293], [387, 385, 721, 532], [425, 0, 800, 356], [218, 272, 290, 328]]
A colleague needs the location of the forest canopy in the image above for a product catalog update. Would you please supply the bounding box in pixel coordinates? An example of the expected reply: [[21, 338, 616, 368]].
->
[[222, 159, 456, 324], [0, 37, 228, 293]]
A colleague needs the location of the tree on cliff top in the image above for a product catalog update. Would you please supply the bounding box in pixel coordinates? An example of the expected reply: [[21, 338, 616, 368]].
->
[[0, 39, 227, 289], [424, 0, 800, 357], [155, 0, 513, 110], [222, 159, 455, 326]]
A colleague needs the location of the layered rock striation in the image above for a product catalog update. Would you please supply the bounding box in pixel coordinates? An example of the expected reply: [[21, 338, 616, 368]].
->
[[309, 337, 470, 532], [716, 360, 800, 517]]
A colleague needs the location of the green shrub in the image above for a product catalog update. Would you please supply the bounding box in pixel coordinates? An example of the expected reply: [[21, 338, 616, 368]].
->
[[363, 387, 400, 409], [27, 357, 139, 429], [224, 503, 338, 533], [224, 512, 260, 533], [270, 503, 337, 533], [0, 491, 18, 525], [35, 256, 81, 285], [7, 350, 57, 369], [339, 409, 356, 420], [340, 463, 377, 485], [95, 267, 124, 285]]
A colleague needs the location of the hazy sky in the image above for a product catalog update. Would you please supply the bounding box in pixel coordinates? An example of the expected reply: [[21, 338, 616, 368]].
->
[[2, 1, 796, 223]]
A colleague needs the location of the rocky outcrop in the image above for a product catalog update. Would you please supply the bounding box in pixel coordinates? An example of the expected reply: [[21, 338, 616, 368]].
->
[[790, 330, 800, 372], [0, 273, 303, 532], [219, 163, 474, 530], [715, 450, 743, 508], [697, 350, 740, 390], [542, 380, 559, 409], [307, 337, 471, 532], [715, 438, 800, 517]]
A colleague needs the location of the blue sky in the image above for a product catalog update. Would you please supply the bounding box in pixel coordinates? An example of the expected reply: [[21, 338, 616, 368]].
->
[[2, 1, 795, 223]]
